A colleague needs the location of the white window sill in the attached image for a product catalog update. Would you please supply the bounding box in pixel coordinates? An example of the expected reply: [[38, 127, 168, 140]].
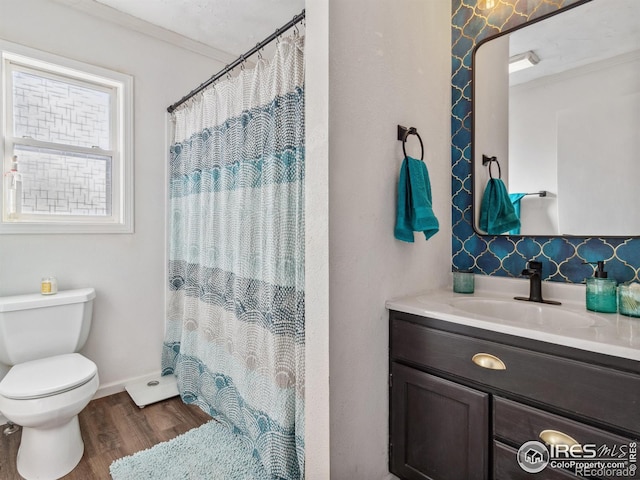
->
[[0, 220, 134, 235]]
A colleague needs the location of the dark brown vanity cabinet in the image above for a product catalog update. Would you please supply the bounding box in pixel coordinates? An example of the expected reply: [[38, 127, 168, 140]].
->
[[389, 311, 640, 480]]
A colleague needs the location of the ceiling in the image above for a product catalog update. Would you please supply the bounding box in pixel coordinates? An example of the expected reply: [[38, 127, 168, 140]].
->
[[508, 0, 640, 85], [59, 0, 639, 84], [59, 0, 304, 60]]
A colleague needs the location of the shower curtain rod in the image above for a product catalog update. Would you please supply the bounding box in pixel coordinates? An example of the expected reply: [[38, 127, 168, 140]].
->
[[167, 9, 305, 114]]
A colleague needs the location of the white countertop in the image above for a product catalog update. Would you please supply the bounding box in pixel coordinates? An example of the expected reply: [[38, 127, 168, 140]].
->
[[386, 276, 640, 362]]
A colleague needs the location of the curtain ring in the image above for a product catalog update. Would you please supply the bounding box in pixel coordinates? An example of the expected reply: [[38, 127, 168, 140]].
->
[[402, 128, 424, 161]]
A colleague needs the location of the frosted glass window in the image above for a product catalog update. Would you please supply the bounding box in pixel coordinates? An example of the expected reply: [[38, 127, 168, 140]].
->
[[12, 71, 111, 150], [14, 145, 111, 216]]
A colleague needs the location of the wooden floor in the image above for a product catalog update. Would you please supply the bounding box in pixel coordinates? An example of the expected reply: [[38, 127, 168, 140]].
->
[[0, 392, 211, 479]]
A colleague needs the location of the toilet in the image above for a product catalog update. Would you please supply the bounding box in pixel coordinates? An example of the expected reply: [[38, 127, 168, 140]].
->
[[0, 288, 99, 480]]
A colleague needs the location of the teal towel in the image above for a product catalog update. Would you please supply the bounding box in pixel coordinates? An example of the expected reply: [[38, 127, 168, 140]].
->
[[508, 193, 526, 235], [479, 178, 521, 235], [394, 156, 440, 242]]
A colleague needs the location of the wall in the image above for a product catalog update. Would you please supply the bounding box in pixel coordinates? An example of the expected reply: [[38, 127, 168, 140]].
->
[[327, 0, 452, 478], [303, 0, 330, 477], [0, 0, 223, 395], [451, 0, 640, 284], [510, 54, 640, 236]]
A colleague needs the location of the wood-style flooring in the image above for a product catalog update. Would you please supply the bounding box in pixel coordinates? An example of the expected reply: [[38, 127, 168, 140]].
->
[[0, 392, 211, 479]]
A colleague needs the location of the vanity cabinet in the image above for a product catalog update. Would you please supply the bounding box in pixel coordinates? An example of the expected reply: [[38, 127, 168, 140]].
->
[[390, 363, 489, 479], [389, 311, 640, 480]]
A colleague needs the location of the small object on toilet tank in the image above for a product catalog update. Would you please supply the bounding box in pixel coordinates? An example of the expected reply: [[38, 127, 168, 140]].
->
[[41, 277, 57, 295]]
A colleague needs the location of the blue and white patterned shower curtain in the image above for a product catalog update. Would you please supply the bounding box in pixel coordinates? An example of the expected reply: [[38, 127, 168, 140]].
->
[[163, 35, 305, 480]]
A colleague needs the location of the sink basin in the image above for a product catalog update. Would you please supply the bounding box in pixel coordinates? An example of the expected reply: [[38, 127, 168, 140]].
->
[[449, 298, 603, 329]]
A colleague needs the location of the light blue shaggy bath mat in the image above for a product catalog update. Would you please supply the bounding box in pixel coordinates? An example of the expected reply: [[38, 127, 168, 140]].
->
[[109, 421, 269, 480]]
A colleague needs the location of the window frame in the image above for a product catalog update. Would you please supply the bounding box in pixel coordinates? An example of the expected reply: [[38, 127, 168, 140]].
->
[[0, 40, 133, 234]]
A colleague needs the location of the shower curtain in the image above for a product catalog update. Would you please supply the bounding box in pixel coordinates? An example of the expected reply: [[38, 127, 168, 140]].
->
[[163, 35, 305, 480]]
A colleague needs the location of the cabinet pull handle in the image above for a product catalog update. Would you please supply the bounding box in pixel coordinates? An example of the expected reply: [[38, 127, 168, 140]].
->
[[471, 353, 506, 370], [539, 430, 582, 453]]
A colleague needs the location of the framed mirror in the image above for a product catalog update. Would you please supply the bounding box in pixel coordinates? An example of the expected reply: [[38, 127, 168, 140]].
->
[[473, 0, 640, 236]]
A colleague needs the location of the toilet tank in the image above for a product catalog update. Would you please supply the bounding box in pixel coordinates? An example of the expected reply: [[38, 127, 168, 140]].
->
[[0, 288, 95, 366]]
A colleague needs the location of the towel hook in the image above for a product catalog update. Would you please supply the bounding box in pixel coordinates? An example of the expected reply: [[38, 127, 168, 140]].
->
[[397, 125, 424, 161], [482, 154, 501, 179]]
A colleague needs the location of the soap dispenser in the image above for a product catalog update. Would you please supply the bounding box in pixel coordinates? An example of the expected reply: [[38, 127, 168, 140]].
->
[[585, 261, 617, 313]]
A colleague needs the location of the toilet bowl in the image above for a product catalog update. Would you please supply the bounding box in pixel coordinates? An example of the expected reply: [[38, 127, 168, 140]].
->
[[0, 353, 99, 480], [0, 288, 98, 480]]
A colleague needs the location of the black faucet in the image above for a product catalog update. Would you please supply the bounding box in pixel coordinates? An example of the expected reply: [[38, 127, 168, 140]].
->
[[514, 260, 561, 305]]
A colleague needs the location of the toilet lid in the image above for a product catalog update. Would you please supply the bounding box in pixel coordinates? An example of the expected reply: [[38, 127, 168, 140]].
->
[[0, 353, 97, 400]]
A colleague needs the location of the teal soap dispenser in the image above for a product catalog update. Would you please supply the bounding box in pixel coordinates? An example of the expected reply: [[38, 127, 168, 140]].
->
[[585, 261, 617, 313]]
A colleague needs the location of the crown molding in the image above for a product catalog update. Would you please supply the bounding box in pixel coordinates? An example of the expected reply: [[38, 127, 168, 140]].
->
[[50, 0, 238, 64]]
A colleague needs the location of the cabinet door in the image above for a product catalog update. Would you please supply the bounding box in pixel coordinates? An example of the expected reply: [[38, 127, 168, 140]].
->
[[390, 362, 489, 480]]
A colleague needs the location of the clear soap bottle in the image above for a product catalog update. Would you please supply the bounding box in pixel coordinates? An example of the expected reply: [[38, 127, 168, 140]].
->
[[585, 261, 617, 313], [4, 155, 22, 219]]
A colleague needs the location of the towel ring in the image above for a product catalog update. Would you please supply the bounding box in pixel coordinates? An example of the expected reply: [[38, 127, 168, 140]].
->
[[398, 125, 424, 160], [482, 154, 501, 179]]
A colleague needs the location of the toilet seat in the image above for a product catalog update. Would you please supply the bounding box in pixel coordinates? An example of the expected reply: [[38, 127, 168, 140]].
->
[[0, 353, 97, 400]]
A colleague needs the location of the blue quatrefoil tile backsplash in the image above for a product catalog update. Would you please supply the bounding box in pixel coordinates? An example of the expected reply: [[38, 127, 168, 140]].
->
[[450, 0, 640, 284]]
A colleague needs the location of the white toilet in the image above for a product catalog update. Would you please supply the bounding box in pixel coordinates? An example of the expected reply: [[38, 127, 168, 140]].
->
[[0, 288, 99, 480]]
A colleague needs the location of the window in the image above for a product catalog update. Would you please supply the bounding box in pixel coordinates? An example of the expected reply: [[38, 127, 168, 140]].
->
[[1, 41, 133, 233]]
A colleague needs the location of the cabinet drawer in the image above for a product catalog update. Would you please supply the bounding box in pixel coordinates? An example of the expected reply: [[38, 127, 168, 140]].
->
[[494, 396, 635, 450], [494, 441, 580, 480], [390, 318, 640, 434], [494, 397, 639, 480]]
